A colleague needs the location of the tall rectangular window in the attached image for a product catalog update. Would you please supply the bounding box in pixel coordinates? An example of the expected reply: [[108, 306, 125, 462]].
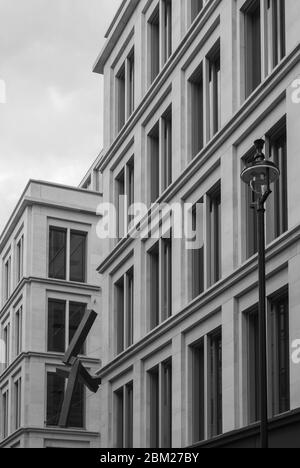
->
[[48, 300, 66, 353], [116, 64, 126, 132], [16, 236, 24, 284], [149, 238, 172, 330], [245, 124, 287, 258], [207, 44, 221, 139], [271, 292, 290, 416], [149, 108, 172, 202], [128, 159, 135, 229], [4, 257, 11, 302], [115, 268, 134, 355], [191, 328, 222, 443], [115, 49, 135, 134], [209, 329, 222, 438], [208, 183, 221, 287], [69, 302, 86, 354], [49, 227, 67, 280], [2, 390, 9, 439], [4, 323, 10, 369], [14, 379, 21, 431], [149, 123, 160, 203], [247, 308, 260, 424], [149, 366, 159, 448], [15, 307, 22, 357], [149, 360, 172, 448], [149, 6, 160, 84], [162, 109, 172, 191], [189, 64, 204, 158], [266, 0, 286, 73], [246, 292, 290, 423], [162, 360, 172, 448], [46, 372, 84, 428], [116, 277, 125, 355], [162, 0, 172, 65], [244, 0, 262, 98], [270, 126, 288, 240], [116, 169, 125, 240], [70, 231, 86, 283], [115, 382, 134, 448], [162, 238, 172, 321], [191, 201, 205, 299], [128, 51, 135, 118], [46, 373, 64, 427], [192, 339, 205, 443], [48, 300, 86, 354], [149, 243, 160, 330]]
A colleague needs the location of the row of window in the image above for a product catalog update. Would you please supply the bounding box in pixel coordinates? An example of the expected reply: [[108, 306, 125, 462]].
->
[[115, 119, 287, 355], [1, 298, 87, 373], [114, 0, 286, 136], [0, 372, 84, 440], [113, 290, 289, 448], [1, 225, 88, 306]]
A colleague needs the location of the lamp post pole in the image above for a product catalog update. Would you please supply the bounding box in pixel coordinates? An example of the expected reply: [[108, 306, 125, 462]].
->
[[241, 139, 280, 449], [256, 194, 270, 449]]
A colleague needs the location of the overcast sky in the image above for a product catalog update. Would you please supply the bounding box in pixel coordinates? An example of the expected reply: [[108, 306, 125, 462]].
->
[[0, 0, 121, 230]]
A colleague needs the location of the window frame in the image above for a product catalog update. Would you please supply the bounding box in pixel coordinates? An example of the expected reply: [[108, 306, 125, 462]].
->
[[47, 298, 87, 355], [48, 225, 88, 284]]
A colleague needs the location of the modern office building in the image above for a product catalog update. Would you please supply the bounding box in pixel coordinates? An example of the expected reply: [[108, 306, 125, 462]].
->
[[89, 0, 300, 448], [2, 0, 300, 450], [0, 181, 102, 448]]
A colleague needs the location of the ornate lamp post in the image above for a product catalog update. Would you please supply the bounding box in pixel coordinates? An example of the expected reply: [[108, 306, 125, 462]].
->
[[241, 139, 280, 449]]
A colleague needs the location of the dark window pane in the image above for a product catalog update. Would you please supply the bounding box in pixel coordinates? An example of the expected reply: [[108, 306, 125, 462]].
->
[[48, 300, 66, 353], [245, 0, 262, 97], [68, 381, 84, 428], [209, 329, 222, 437], [248, 309, 260, 423], [149, 244, 159, 330], [115, 388, 124, 448], [149, 6, 160, 84], [162, 361, 172, 448], [125, 383, 134, 448], [49, 228, 67, 280], [70, 231, 86, 283], [46, 373, 65, 426], [69, 302, 86, 355], [192, 340, 205, 443], [149, 367, 159, 448], [271, 294, 290, 416]]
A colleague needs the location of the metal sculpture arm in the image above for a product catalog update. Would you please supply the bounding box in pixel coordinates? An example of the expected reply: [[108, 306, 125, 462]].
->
[[55, 309, 101, 428]]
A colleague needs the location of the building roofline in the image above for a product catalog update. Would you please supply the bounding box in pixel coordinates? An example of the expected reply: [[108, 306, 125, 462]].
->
[[93, 0, 140, 74], [79, 150, 105, 188], [104, 0, 127, 39], [0, 179, 102, 249]]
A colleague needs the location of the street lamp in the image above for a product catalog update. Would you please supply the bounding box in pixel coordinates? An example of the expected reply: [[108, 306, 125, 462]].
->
[[241, 139, 280, 449]]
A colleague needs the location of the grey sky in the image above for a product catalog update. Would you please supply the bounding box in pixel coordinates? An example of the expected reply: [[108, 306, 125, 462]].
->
[[0, 0, 121, 230]]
